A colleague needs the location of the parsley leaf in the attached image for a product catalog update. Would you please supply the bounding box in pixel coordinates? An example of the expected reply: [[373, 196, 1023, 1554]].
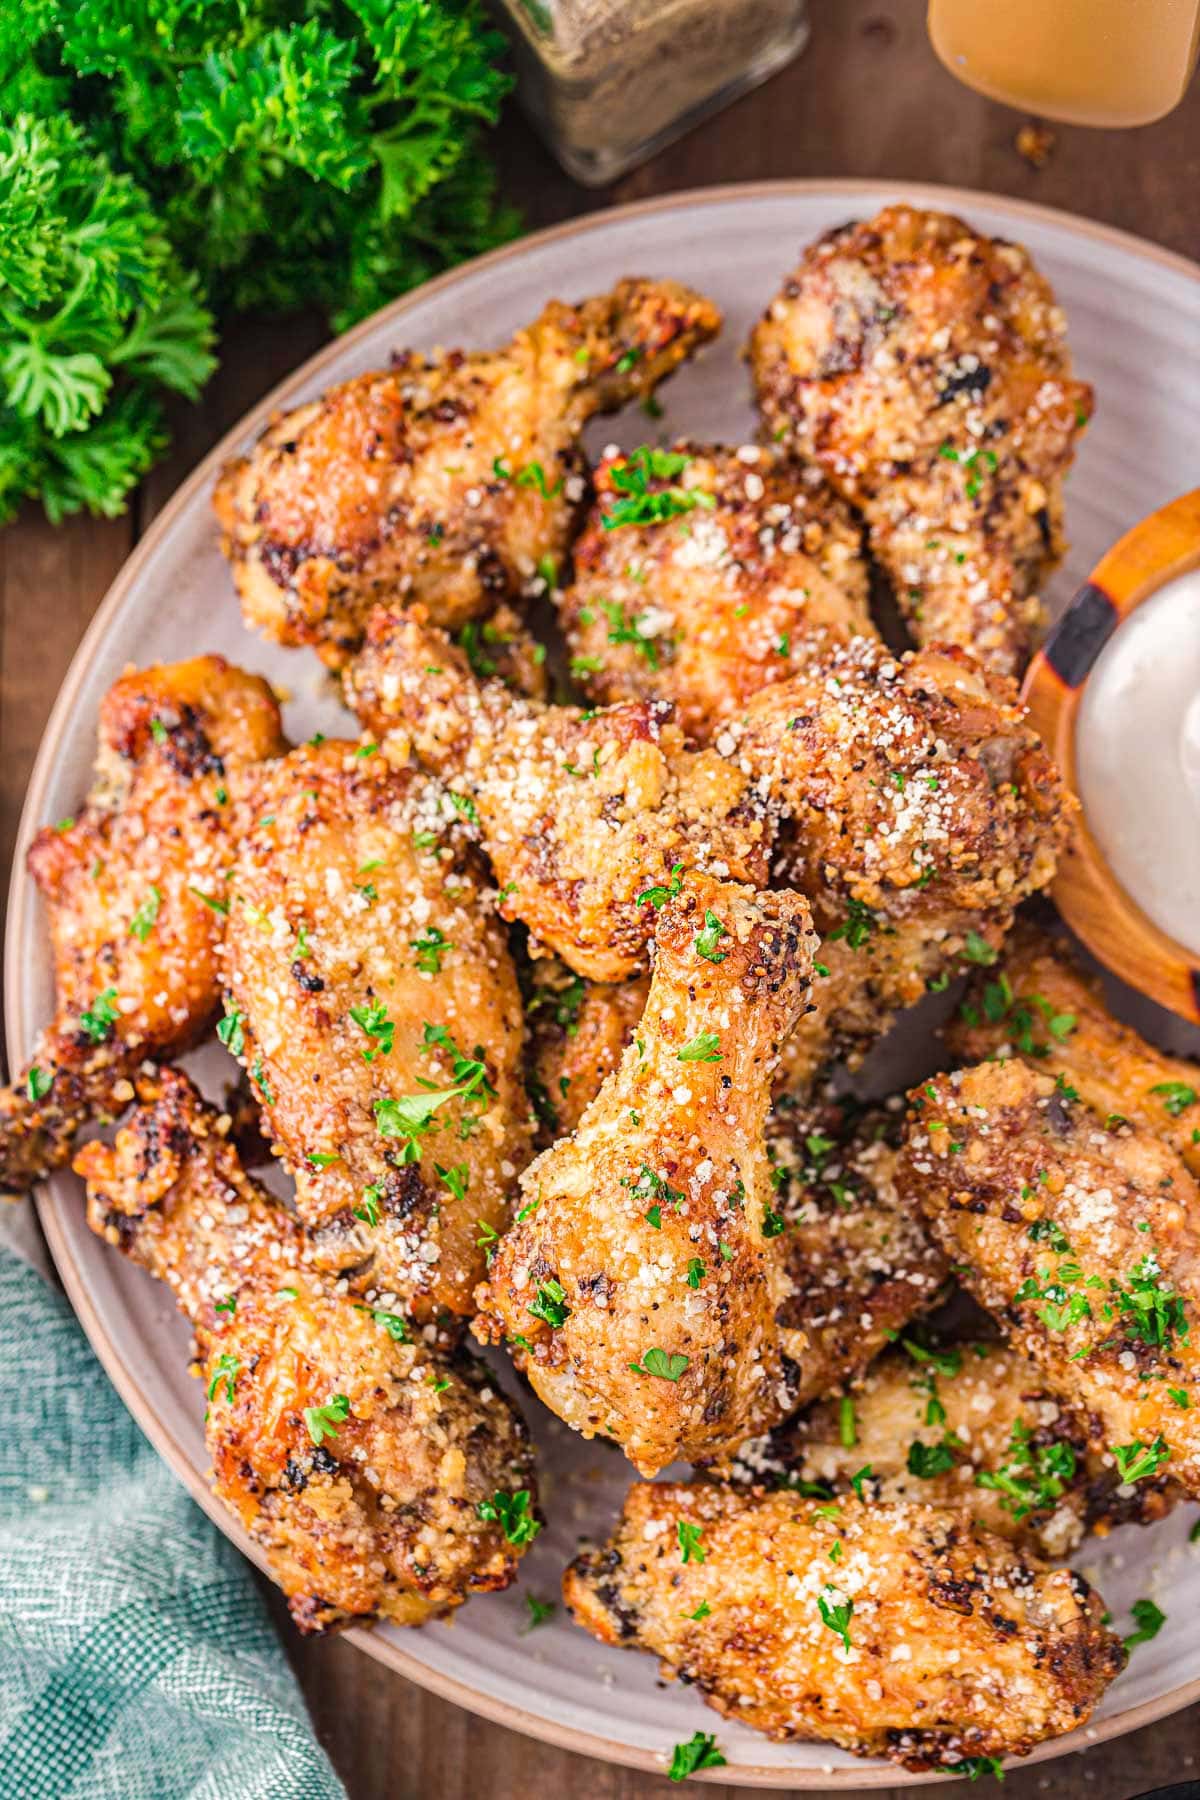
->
[[304, 1393, 350, 1445], [630, 1347, 688, 1381], [477, 1487, 541, 1546], [667, 1732, 726, 1781]]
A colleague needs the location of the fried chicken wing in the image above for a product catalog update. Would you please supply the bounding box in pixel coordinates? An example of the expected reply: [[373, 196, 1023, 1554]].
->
[[949, 921, 1200, 1175], [475, 877, 818, 1475], [556, 442, 873, 740], [218, 739, 531, 1319], [346, 609, 771, 981], [0, 657, 285, 1195], [899, 1060, 1200, 1494], [214, 280, 722, 667], [768, 1103, 948, 1408], [753, 1339, 1177, 1557], [76, 1068, 537, 1633], [738, 637, 1069, 1083], [564, 1482, 1122, 1770], [750, 206, 1092, 676]]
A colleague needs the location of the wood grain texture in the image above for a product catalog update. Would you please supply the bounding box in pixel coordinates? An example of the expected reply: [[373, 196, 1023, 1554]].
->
[[3, 1, 1199, 1792]]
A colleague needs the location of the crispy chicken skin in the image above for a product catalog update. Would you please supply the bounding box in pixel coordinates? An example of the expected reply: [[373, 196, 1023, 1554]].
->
[[739, 637, 1069, 1083], [899, 1060, 1200, 1493], [768, 1104, 948, 1409], [214, 280, 722, 667], [0, 657, 285, 1195], [564, 1482, 1123, 1770], [219, 739, 531, 1319], [475, 877, 818, 1475], [750, 206, 1092, 677], [346, 609, 772, 981], [524, 959, 650, 1144], [557, 443, 873, 740], [949, 921, 1200, 1176], [754, 1340, 1177, 1557], [76, 1069, 537, 1634]]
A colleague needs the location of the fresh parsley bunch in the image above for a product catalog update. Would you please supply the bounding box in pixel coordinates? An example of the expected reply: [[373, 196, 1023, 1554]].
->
[[1, 0, 516, 525]]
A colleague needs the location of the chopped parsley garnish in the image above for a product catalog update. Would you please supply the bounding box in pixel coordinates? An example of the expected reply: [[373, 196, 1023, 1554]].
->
[[850, 1464, 873, 1502], [677, 1031, 721, 1063], [304, 1393, 350, 1446], [828, 897, 878, 951], [79, 987, 119, 1043], [1111, 1435, 1170, 1484], [962, 929, 997, 966], [1028, 1217, 1072, 1254], [448, 790, 478, 825], [251, 1057, 273, 1104], [956, 1757, 1005, 1782], [216, 1004, 245, 1057], [349, 1001, 394, 1061], [149, 718, 168, 743], [360, 1305, 409, 1342], [436, 1162, 469, 1202], [411, 927, 451, 974], [477, 1487, 541, 1546], [188, 885, 230, 916], [975, 1419, 1076, 1518], [762, 1203, 785, 1238], [26, 1066, 53, 1102], [666, 1731, 726, 1782], [214, 1294, 237, 1315], [838, 1395, 857, 1448], [636, 861, 684, 910], [527, 973, 586, 1034], [528, 1278, 570, 1329], [1111, 1251, 1188, 1348], [630, 1347, 688, 1381], [689, 1600, 712, 1621], [600, 446, 717, 531], [817, 1585, 853, 1651], [685, 1258, 705, 1288], [522, 1593, 556, 1632], [900, 1338, 962, 1379], [907, 1436, 960, 1478], [306, 1152, 339, 1169], [1151, 1081, 1197, 1118], [676, 1520, 705, 1564], [207, 1353, 239, 1404], [600, 598, 660, 669], [355, 1185, 383, 1228], [1123, 1597, 1166, 1650], [129, 885, 161, 942], [694, 910, 727, 963], [622, 1165, 684, 1209], [515, 459, 563, 499]]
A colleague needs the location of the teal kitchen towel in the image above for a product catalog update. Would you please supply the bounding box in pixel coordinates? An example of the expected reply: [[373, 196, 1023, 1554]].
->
[[0, 1243, 345, 1800]]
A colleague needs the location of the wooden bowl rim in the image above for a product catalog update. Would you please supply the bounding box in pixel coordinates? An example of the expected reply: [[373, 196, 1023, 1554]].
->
[[1021, 485, 1200, 1025]]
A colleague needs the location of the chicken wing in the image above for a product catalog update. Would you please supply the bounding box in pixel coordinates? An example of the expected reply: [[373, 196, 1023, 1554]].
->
[[948, 920, 1200, 1175], [739, 637, 1069, 1083], [768, 1102, 948, 1409], [752, 1338, 1177, 1557], [899, 1059, 1200, 1494], [217, 739, 531, 1320], [0, 656, 285, 1195], [475, 876, 818, 1475], [556, 442, 872, 740], [750, 206, 1092, 677], [345, 609, 772, 981], [563, 1482, 1122, 1771], [214, 280, 722, 667], [76, 1068, 537, 1633]]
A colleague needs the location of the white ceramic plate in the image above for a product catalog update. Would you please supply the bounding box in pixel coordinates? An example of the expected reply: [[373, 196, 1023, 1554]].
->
[[10, 183, 1200, 1788]]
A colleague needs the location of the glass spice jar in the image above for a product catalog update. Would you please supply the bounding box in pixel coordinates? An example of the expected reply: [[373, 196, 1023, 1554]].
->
[[490, 0, 811, 185]]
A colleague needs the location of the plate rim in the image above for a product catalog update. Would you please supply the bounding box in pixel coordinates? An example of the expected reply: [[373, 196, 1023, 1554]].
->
[[10, 175, 1200, 1787]]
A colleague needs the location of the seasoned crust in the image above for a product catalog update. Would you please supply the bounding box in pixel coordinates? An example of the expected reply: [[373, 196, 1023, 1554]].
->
[[219, 738, 532, 1319], [0, 656, 285, 1194], [557, 442, 873, 741], [214, 279, 722, 667], [899, 1059, 1200, 1494], [947, 919, 1200, 1176], [563, 1481, 1124, 1769], [750, 204, 1092, 677], [747, 1338, 1179, 1557], [475, 876, 818, 1475], [346, 609, 772, 982], [75, 1068, 537, 1633]]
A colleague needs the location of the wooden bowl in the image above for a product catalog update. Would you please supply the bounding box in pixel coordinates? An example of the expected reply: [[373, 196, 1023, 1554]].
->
[[1022, 486, 1200, 1024]]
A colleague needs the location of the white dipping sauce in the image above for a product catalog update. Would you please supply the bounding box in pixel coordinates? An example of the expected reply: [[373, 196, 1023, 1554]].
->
[[1076, 567, 1200, 956]]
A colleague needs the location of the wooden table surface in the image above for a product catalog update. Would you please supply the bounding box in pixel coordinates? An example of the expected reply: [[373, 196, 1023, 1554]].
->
[[4, 2, 1200, 1795]]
